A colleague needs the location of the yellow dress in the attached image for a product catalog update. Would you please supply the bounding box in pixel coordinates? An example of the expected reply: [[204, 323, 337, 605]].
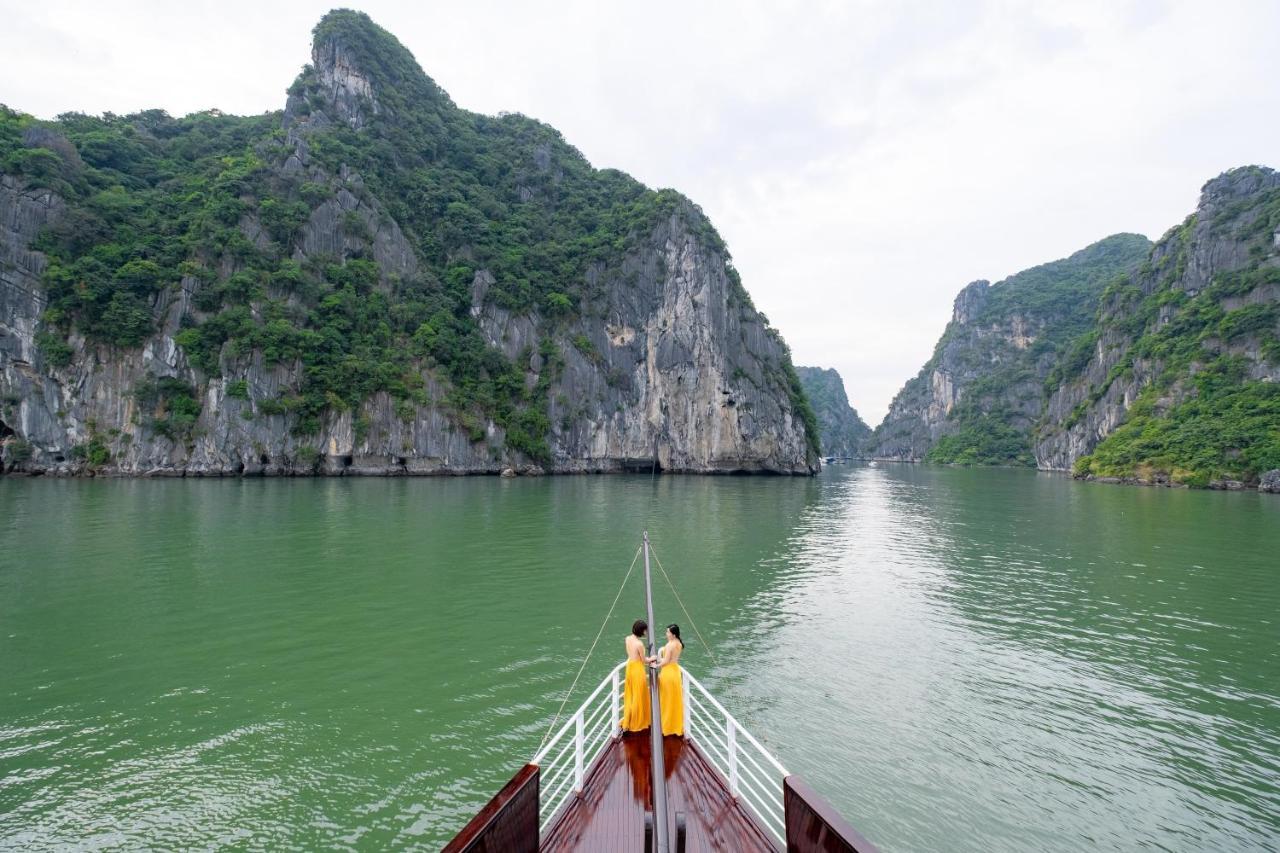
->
[[658, 655, 684, 737], [621, 658, 651, 732]]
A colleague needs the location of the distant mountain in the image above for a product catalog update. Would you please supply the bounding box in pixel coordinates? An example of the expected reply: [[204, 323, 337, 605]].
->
[[796, 367, 870, 457], [0, 9, 819, 477], [868, 234, 1152, 465]]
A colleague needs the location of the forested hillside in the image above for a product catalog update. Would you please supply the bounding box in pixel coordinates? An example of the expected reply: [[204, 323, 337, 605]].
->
[[0, 10, 818, 476], [1040, 167, 1280, 488], [870, 166, 1280, 490], [796, 366, 870, 458], [868, 235, 1150, 465]]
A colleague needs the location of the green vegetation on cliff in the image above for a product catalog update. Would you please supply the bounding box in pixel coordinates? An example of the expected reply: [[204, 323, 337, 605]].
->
[[796, 366, 869, 457], [1069, 175, 1280, 485], [1073, 367, 1280, 486], [875, 234, 1151, 465], [924, 414, 1033, 467], [0, 10, 814, 464]]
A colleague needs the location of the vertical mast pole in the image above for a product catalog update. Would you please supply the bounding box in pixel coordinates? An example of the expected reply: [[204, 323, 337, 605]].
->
[[643, 531, 669, 853]]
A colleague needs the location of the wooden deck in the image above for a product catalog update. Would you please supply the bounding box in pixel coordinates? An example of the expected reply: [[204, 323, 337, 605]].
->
[[540, 732, 779, 852]]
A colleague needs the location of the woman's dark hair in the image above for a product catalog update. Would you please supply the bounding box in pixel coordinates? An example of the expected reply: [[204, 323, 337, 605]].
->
[[632, 619, 647, 638], [667, 624, 683, 645]]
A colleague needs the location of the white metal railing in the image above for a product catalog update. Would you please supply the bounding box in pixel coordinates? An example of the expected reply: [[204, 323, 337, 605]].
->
[[530, 661, 790, 844], [532, 661, 626, 834], [682, 668, 789, 844]]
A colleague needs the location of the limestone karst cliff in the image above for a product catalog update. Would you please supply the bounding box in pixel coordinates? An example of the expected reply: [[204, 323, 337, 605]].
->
[[0, 10, 818, 476], [867, 234, 1151, 465], [869, 166, 1280, 489], [1038, 167, 1280, 487], [795, 366, 869, 458]]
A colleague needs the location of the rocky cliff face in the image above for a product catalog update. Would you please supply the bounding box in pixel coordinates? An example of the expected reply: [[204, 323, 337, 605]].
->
[[868, 234, 1151, 464], [866, 167, 1280, 488], [1036, 167, 1280, 485], [795, 366, 870, 458], [0, 11, 817, 476]]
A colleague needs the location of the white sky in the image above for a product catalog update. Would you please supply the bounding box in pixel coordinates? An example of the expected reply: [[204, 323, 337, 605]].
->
[[3, 0, 1277, 424]]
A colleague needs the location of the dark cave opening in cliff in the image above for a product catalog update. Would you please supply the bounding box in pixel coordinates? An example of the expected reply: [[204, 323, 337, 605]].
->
[[0, 419, 12, 472]]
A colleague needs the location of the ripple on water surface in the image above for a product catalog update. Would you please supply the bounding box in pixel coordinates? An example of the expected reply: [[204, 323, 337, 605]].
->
[[0, 469, 1277, 851]]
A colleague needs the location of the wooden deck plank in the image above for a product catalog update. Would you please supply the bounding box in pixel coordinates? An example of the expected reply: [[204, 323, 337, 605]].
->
[[540, 732, 778, 853]]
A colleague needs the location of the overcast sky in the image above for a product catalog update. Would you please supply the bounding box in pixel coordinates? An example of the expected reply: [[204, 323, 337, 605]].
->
[[3, 0, 1277, 424]]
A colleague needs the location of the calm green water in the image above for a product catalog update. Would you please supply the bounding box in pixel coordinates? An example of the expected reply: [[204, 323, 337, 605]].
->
[[1, 467, 1277, 851]]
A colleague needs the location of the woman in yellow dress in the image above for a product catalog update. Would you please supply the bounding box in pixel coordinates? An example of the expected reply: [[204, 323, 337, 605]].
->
[[621, 619, 651, 732], [650, 624, 685, 737]]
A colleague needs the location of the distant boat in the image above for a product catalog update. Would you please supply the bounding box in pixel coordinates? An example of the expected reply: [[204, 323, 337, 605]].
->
[[444, 533, 878, 852]]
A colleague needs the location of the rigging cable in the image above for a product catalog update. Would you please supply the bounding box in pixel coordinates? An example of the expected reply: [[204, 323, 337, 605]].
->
[[648, 544, 721, 669], [534, 544, 643, 757]]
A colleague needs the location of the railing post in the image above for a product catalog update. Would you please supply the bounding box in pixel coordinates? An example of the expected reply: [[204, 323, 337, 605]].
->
[[612, 665, 622, 737], [727, 717, 739, 798], [682, 671, 691, 737], [574, 709, 585, 793]]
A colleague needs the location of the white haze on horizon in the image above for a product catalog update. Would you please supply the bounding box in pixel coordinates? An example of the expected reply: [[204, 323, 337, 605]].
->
[[2, 0, 1277, 425]]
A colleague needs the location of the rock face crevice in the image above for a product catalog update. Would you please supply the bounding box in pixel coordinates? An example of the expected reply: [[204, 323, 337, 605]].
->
[[0, 13, 816, 477], [313, 38, 380, 129]]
